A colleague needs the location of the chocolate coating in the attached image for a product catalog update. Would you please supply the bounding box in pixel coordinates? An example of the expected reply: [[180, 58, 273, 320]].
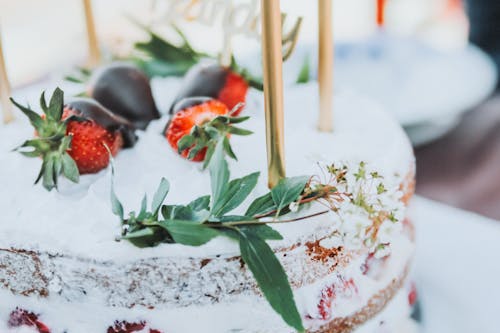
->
[[66, 98, 137, 148], [88, 63, 160, 130], [169, 63, 229, 114]]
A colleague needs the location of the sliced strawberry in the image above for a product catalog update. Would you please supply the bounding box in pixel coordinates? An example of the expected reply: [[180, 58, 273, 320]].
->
[[165, 98, 251, 166], [8, 308, 51, 333], [107, 320, 162, 333]]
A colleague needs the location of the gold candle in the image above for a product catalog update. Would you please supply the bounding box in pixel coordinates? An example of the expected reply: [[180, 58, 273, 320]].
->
[[0, 27, 14, 124], [318, 0, 333, 132], [261, 0, 286, 188], [82, 0, 101, 67]]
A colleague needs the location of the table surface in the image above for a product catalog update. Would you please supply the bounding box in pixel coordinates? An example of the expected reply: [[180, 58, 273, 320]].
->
[[415, 92, 500, 220]]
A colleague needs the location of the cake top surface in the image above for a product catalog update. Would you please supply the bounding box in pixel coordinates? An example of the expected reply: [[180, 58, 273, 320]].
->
[[0, 79, 413, 261]]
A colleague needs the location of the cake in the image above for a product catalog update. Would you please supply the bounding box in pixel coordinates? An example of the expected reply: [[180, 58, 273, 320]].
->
[[0, 71, 416, 332], [0, 9, 416, 332]]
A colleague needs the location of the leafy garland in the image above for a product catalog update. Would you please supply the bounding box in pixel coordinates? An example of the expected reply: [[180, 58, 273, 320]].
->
[[110, 143, 401, 331]]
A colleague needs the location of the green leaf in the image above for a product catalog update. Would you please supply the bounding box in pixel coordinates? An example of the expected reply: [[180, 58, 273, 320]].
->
[[161, 205, 209, 223], [212, 172, 260, 217], [296, 55, 311, 84], [223, 136, 237, 161], [42, 155, 56, 191], [10, 98, 44, 129], [61, 153, 79, 183], [188, 195, 211, 212], [271, 176, 309, 215], [209, 141, 229, 208], [109, 157, 124, 221], [177, 135, 195, 153], [228, 116, 250, 124], [159, 220, 220, 246], [245, 192, 276, 217], [122, 227, 169, 248], [238, 229, 304, 332], [202, 142, 216, 169], [239, 224, 283, 241], [151, 178, 170, 216], [137, 194, 148, 220], [48, 87, 64, 120], [228, 126, 253, 136], [40, 91, 48, 112]]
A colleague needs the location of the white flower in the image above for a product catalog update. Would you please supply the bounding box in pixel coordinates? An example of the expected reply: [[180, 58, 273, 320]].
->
[[289, 201, 299, 213]]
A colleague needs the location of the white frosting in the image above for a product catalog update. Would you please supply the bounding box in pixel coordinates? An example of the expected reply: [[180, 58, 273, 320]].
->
[[0, 80, 413, 262], [0, 227, 415, 332]]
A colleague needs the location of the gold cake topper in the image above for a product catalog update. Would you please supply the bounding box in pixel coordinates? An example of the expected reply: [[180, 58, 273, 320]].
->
[[150, 0, 302, 65]]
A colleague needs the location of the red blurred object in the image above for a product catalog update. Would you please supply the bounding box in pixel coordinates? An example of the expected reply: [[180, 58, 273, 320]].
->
[[376, 0, 386, 27]]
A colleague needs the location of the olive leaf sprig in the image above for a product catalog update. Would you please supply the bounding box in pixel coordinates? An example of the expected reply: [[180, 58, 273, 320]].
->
[[109, 141, 340, 332]]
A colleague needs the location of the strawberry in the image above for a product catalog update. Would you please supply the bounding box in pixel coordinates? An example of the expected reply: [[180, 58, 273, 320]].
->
[[165, 98, 252, 167], [11, 88, 136, 191], [8, 308, 51, 333], [88, 63, 160, 130], [169, 63, 261, 117], [107, 320, 162, 333], [216, 71, 249, 115]]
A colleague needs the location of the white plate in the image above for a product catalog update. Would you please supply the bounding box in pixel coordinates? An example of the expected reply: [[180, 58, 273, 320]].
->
[[410, 196, 500, 333]]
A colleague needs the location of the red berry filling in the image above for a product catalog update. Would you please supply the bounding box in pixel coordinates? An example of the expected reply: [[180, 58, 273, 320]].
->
[[8, 308, 51, 333], [107, 320, 162, 333], [316, 278, 358, 320]]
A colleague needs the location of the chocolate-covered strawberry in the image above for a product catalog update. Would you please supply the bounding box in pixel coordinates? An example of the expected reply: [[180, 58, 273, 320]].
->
[[165, 97, 252, 167], [11, 88, 136, 191], [169, 63, 262, 116], [88, 63, 160, 129]]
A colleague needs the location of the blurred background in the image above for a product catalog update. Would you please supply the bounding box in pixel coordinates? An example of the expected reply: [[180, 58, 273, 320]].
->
[[1, 0, 499, 219]]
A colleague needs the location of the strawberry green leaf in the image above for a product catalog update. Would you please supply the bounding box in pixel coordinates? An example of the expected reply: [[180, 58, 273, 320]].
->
[[10, 98, 44, 129], [151, 178, 170, 216], [61, 153, 80, 183], [238, 229, 304, 332], [177, 135, 195, 153], [48, 87, 64, 121], [202, 143, 216, 169], [42, 156, 56, 191], [228, 126, 253, 136], [228, 116, 250, 124], [212, 172, 260, 217], [271, 176, 309, 215], [159, 220, 220, 246], [223, 136, 237, 161], [40, 91, 48, 112]]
